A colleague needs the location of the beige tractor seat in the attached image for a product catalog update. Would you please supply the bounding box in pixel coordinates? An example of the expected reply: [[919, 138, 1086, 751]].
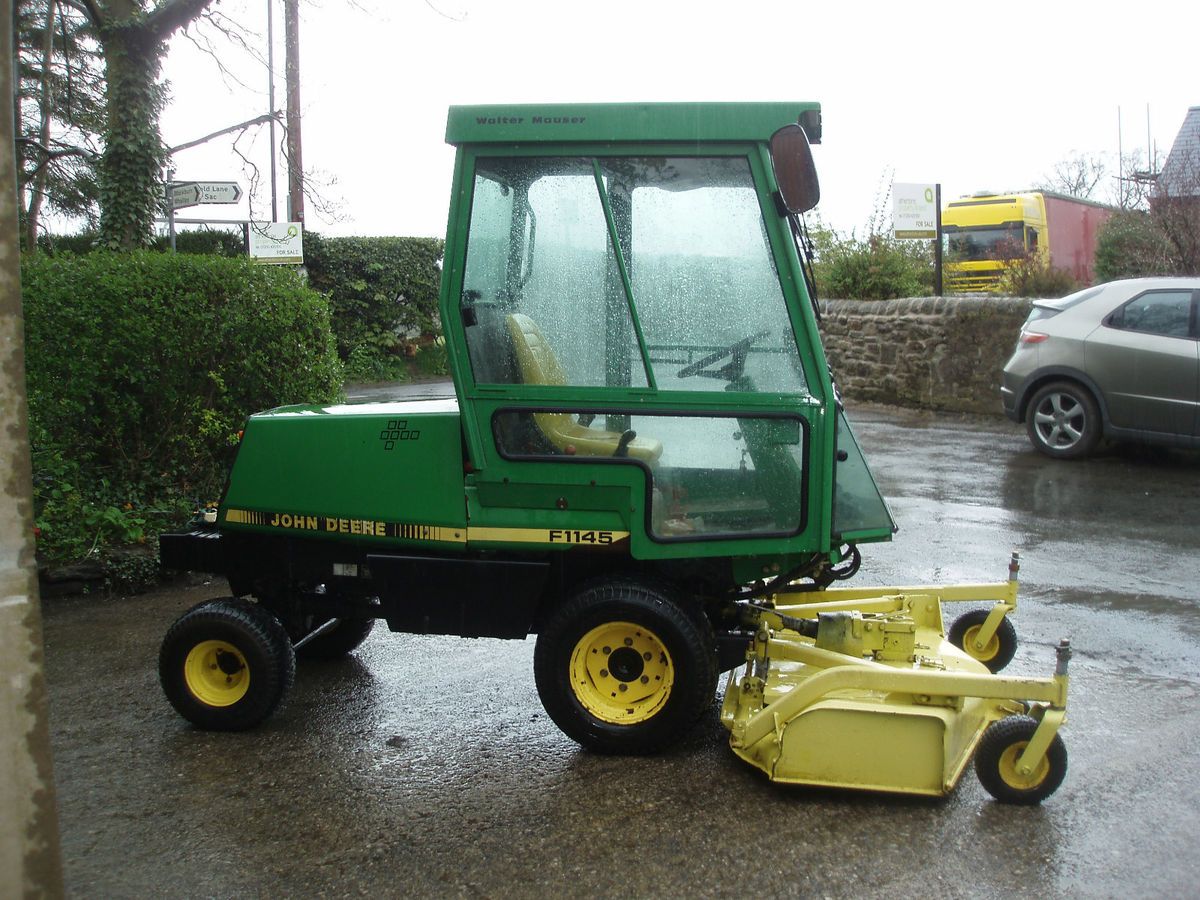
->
[[505, 314, 663, 463]]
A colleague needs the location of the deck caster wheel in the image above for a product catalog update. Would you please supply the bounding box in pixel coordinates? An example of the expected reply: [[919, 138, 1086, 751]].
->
[[534, 580, 716, 755], [159, 598, 296, 730], [948, 609, 1017, 672], [295, 616, 376, 659], [975, 715, 1067, 805]]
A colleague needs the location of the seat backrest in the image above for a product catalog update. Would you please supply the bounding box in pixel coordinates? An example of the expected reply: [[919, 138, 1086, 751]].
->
[[506, 314, 568, 386]]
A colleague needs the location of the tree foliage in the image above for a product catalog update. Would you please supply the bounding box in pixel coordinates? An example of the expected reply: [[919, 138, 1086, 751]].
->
[[995, 253, 1078, 298], [1093, 210, 1174, 281], [15, 0, 107, 247], [1038, 152, 1107, 200], [814, 234, 933, 300]]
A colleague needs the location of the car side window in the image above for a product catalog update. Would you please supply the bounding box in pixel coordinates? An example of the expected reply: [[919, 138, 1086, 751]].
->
[[1109, 290, 1194, 338]]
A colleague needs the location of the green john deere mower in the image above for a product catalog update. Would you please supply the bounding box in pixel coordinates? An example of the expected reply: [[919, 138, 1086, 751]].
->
[[159, 103, 1070, 804]]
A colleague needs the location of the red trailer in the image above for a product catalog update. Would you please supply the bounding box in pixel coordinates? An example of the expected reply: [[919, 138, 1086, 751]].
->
[[1042, 193, 1112, 284]]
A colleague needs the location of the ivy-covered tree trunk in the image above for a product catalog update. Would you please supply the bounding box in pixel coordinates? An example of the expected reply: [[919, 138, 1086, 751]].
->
[[83, 0, 216, 251], [98, 23, 167, 250]]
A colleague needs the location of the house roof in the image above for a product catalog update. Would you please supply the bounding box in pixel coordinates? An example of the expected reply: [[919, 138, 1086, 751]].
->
[[1157, 106, 1200, 197]]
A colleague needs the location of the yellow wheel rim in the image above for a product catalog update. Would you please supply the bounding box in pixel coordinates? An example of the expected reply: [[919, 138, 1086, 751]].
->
[[997, 740, 1050, 790], [569, 621, 673, 725], [962, 624, 999, 662], [184, 640, 250, 707]]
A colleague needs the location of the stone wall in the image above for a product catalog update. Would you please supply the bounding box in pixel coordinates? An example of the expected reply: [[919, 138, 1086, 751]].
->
[[819, 295, 1034, 415]]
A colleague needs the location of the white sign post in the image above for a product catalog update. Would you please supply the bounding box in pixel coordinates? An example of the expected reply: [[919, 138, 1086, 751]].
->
[[248, 222, 304, 265], [893, 182, 944, 294], [893, 183, 938, 239]]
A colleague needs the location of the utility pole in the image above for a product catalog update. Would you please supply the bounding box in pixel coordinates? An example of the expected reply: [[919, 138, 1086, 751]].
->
[[267, 0, 278, 222], [284, 0, 303, 224], [0, 0, 65, 891]]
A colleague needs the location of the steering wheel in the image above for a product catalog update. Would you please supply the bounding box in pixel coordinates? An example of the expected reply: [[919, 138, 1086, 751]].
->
[[677, 331, 769, 380]]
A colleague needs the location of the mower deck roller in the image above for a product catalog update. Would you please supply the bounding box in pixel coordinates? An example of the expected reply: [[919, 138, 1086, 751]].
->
[[721, 554, 1070, 803]]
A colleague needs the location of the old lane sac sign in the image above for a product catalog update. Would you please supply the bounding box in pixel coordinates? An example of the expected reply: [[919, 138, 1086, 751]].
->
[[169, 181, 243, 210]]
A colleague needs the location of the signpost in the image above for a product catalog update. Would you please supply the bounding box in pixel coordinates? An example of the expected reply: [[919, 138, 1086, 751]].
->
[[164, 176, 244, 252], [893, 182, 944, 295], [168, 181, 243, 210]]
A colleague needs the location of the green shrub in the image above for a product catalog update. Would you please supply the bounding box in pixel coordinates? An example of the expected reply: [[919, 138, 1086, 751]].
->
[[1094, 210, 1174, 281], [996, 253, 1079, 297], [38, 227, 245, 258], [303, 233, 444, 372], [172, 228, 245, 257], [22, 251, 343, 562], [814, 234, 933, 300]]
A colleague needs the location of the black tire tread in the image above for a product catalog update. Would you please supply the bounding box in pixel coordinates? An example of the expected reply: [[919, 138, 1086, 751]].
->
[[159, 597, 296, 731], [1025, 380, 1101, 460], [975, 715, 1067, 805], [948, 609, 1018, 673], [534, 578, 717, 755]]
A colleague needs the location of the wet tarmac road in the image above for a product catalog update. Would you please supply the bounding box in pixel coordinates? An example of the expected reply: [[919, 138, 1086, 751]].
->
[[42, 401, 1200, 898]]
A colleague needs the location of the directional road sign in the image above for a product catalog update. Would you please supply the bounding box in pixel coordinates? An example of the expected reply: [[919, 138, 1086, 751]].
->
[[168, 181, 243, 210]]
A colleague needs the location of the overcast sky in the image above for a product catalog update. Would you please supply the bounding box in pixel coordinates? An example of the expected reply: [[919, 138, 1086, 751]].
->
[[159, 0, 1197, 240]]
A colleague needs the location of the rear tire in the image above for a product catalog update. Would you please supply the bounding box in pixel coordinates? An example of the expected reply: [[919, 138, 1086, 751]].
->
[[159, 598, 295, 731], [534, 579, 717, 754], [1025, 381, 1101, 459]]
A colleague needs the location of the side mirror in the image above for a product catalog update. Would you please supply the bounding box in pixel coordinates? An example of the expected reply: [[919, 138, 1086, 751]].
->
[[770, 123, 820, 214]]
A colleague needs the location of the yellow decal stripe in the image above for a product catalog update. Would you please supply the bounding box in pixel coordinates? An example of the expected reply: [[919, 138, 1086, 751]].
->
[[221, 508, 466, 543], [221, 510, 628, 548], [468, 527, 630, 546]]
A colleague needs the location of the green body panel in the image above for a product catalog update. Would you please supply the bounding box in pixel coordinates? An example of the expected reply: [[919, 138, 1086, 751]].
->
[[221, 399, 468, 548]]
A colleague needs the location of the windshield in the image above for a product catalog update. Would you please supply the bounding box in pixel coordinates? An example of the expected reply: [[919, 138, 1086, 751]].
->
[[460, 154, 808, 395], [945, 224, 1024, 262]]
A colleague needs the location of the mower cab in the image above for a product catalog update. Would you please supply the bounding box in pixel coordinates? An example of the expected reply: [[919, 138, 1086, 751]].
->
[[443, 103, 893, 572]]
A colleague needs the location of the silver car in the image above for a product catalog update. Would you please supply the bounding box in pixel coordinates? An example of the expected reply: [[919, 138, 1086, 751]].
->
[[1001, 278, 1200, 459]]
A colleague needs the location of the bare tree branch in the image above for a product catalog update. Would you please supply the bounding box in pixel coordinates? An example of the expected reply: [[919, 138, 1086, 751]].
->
[[144, 0, 217, 43], [74, 0, 104, 26], [17, 136, 99, 163], [1038, 152, 1107, 200], [169, 112, 281, 155]]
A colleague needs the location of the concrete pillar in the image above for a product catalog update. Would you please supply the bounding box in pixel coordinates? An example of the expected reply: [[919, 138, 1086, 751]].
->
[[0, 0, 66, 891]]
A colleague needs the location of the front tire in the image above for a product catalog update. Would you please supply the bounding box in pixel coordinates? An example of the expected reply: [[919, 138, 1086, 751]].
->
[[1025, 381, 1101, 459], [159, 598, 296, 731], [534, 579, 717, 754], [975, 715, 1067, 804]]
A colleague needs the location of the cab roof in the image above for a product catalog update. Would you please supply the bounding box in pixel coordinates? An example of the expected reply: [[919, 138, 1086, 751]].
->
[[445, 102, 821, 146]]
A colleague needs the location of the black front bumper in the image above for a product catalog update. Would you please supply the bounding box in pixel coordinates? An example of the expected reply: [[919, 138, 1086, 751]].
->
[[159, 528, 224, 574]]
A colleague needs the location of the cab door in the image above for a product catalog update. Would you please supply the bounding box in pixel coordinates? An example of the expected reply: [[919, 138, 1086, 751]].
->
[[448, 149, 835, 560]]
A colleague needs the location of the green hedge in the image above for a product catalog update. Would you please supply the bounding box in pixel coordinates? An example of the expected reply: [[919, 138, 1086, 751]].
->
[[22, 251, 343, 562], [38, 227, 246, 258], [36, 230, 447, 382], [303, 233, 444, 377]]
